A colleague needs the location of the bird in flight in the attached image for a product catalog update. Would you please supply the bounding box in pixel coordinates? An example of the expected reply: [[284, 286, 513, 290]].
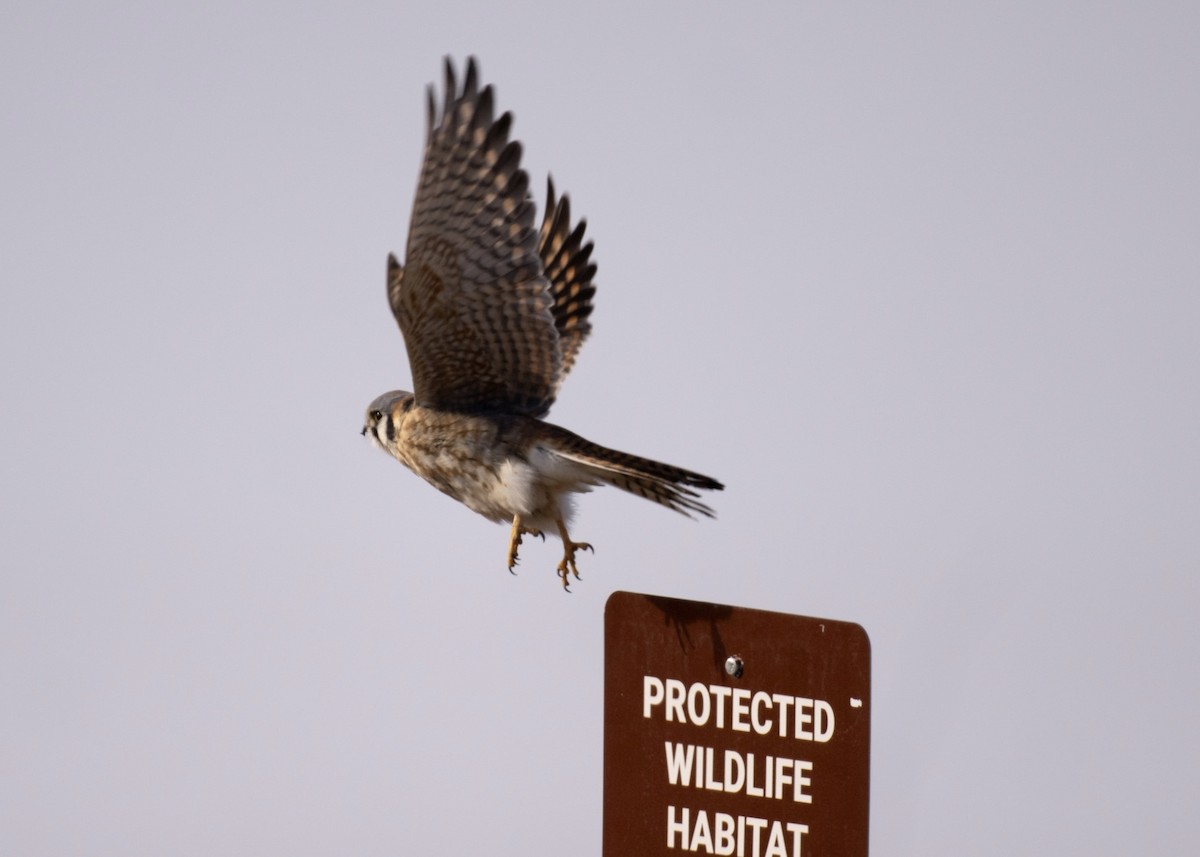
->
[[362, 57, 723, 589]]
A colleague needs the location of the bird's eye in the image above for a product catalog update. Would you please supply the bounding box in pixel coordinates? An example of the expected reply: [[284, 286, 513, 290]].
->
[[370, 410, 383, 422]]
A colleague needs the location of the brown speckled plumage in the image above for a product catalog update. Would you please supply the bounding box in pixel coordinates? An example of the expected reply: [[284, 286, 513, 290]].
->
[[364, 57, 722, 589]]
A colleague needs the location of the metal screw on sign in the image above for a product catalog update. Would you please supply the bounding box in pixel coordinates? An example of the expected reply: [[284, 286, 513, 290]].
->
[[724, 655, 744, 678]]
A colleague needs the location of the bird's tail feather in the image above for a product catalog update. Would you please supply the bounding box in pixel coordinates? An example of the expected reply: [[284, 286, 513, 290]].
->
[[542, 425, 724, 518]]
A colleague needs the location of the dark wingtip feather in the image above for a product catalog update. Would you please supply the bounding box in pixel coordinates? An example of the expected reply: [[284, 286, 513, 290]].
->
[[473, 85, 494, 133], [442, 57, 457, 117], [462, 57, 478, 101], [425, 85, 435, 139]]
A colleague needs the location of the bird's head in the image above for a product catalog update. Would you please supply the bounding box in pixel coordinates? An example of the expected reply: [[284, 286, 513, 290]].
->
[[361, 390, 415, 452]]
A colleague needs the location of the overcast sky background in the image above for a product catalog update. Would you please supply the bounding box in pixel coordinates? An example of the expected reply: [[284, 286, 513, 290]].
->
[[3, 2, 1198, 854]]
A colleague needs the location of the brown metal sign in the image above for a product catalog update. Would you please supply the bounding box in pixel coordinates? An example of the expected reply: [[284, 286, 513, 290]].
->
[[603, 591, 871, 857]]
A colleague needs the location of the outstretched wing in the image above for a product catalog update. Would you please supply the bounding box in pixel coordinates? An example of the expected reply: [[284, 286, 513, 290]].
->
[[537, 177, 597, 388], [389, 57, 560, 417]]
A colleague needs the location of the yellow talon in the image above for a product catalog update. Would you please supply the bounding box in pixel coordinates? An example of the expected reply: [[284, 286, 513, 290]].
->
[[554, 514, 592, 591], [506, 515, 543, 573]]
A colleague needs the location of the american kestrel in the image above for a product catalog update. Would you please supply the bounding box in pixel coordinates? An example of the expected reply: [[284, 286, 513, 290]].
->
[[362, 57, 723, 589]]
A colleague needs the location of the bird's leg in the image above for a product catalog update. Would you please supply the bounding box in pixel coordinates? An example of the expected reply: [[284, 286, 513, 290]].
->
[[506, 514, 543, 574], [554, 514, 593, 591], [507, 514, 524, 573]]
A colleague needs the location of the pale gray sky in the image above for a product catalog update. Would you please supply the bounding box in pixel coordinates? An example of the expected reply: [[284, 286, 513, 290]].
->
[[3, 2, 1198, 854]]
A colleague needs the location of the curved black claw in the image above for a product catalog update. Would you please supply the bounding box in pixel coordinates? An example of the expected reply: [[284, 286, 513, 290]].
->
[[557, 566, 575, 593], [556, 540, 592, 590]]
